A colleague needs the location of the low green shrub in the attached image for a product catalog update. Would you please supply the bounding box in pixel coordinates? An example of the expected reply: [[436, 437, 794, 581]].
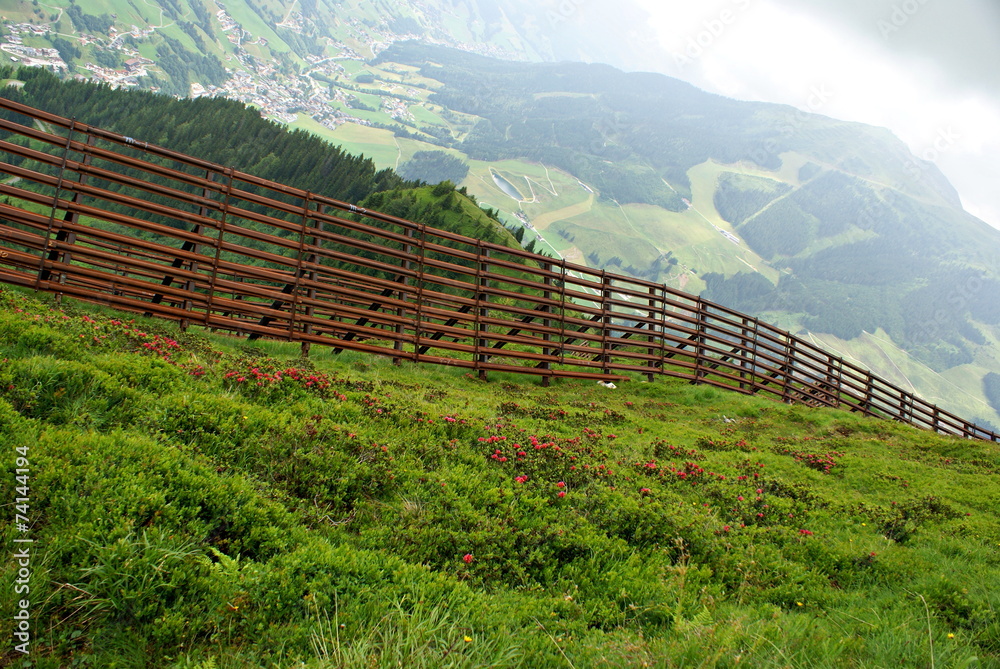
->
[[0, 285, 998, 668]]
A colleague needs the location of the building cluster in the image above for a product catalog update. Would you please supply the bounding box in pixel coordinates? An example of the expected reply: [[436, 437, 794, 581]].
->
[[2, 23, 66, 70], [81, 62, 146, 88], [276, 11, 308, 35], [381, 96, 414, 122], [3, 17, 161, 87], [216, 10, 239, 34], [108, 24, 154, 50]]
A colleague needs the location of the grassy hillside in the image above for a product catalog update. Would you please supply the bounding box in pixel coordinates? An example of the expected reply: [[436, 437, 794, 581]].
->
[[2, 286, 999, 668]]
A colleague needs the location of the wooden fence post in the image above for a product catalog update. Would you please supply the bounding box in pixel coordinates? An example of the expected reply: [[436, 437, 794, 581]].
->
[[300, 202, 324, 358], [863, 372, 875, 417], [646, 286, 657, 382], [899, 390, 913, 426], [658, 285, 668, 378], [205, 168, 235, 327], [693, 298, 707, 383], [601, 271, 612, 375], [782, 335, 797, 402], [558, 262, 567, 369], [178, 168, 213, 332], [394, 227, 415, 365], [476, 244, 490, 380], [46, 131, 95, 295], [287, 192, 313, 348], [413, 224, 427, 362], [36, 118, 77, 295], [738, 317, 753, 391], [541, 261, 552, 386], [827, 356, 843, 408]]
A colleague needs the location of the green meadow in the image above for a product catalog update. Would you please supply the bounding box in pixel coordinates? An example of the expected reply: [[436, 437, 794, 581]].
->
[[1, 286, 998, 668]]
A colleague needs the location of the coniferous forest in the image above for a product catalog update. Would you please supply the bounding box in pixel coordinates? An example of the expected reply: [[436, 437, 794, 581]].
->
[[1, 67, 406, 204]]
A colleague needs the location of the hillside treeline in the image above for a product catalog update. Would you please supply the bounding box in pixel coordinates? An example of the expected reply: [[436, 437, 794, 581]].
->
[[0, 66, 406, 204], [713, 173, 792, 227], [396, 150, 470, 184]]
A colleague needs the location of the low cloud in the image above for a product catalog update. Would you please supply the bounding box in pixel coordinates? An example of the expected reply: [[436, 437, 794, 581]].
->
[[631, 0, 1000, 228]]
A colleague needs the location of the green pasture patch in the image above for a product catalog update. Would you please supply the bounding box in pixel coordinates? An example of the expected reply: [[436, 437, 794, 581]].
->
[[223, 3, 293, 53], [323, 121, 400, 168], [408, 104, 447, 127]]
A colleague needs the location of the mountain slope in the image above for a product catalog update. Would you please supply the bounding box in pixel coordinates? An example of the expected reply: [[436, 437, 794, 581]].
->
[[375, 43, 1000, 384], [2, 285, 999, 667]]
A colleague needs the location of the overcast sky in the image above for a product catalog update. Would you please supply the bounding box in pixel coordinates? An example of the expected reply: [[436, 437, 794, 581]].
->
[[624, 0, 1000, 229]]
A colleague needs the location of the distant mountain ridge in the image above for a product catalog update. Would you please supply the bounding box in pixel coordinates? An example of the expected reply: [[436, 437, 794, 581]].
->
[[375, 42, 1000, 378]]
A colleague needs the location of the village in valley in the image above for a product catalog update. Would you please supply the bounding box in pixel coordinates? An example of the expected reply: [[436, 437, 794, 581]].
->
[[0, 4, 506, 132], [1, 22, 68, 71]]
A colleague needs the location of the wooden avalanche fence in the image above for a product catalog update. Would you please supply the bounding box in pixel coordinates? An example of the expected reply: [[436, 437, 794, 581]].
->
[[0, 96, 996, 442]]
